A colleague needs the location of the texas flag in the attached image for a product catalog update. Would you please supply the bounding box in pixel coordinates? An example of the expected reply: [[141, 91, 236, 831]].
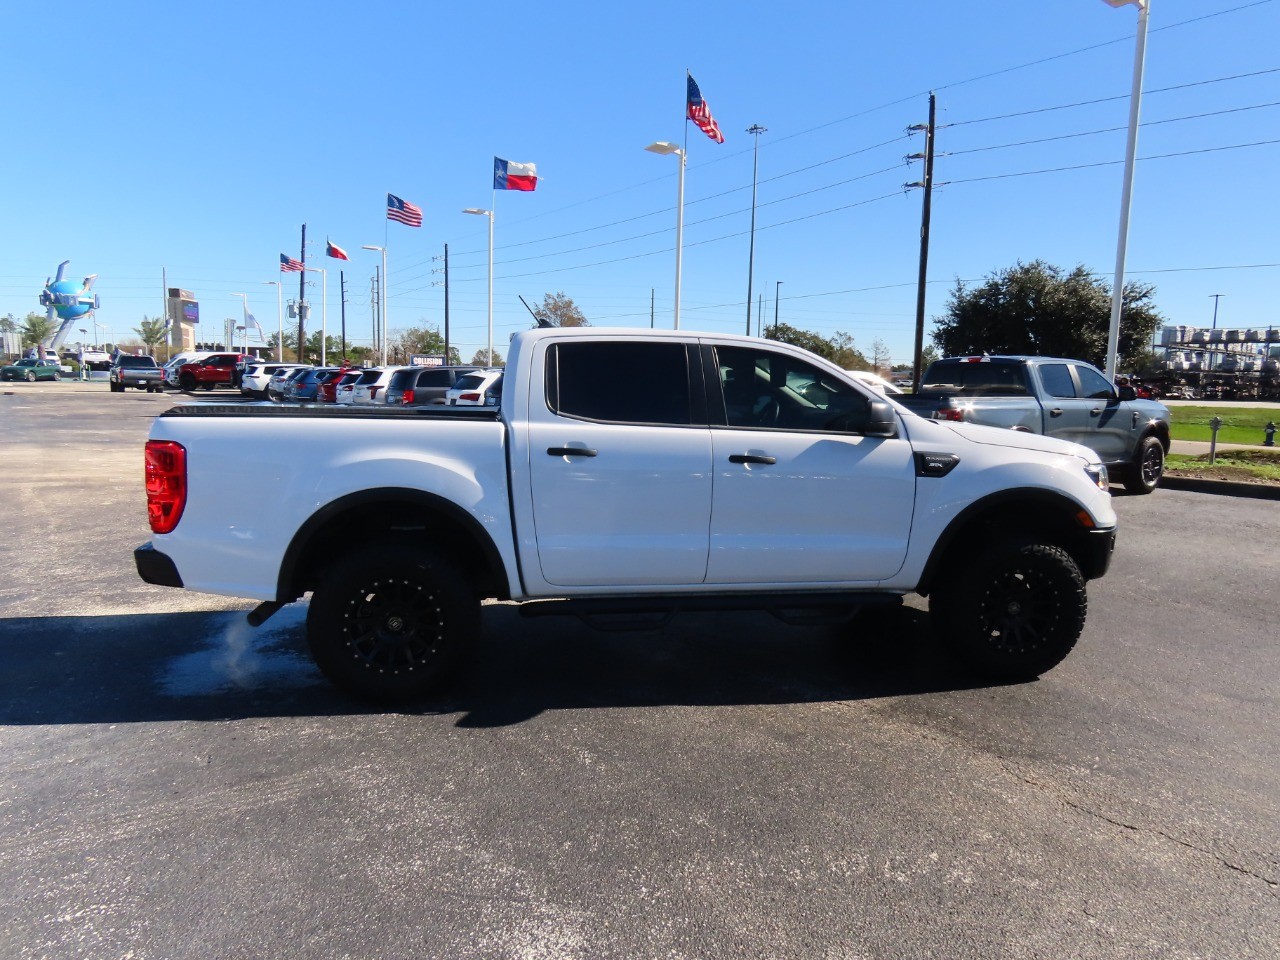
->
[[326, 239, 350, 261], [494, 157, 538, 191]]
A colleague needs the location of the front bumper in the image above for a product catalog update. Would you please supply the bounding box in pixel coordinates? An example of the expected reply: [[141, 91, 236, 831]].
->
[[1081, 527, 1117, 581], [135, 542, 183, 587]]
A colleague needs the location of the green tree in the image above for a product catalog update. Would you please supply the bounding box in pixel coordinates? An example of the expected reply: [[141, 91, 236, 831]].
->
[[387, 324, 461, 365], [0, 313, 16, 335], [471, 348, 504, 366], [764, 323, 869, 370], [134, 315, 168, 353], [538, 291, 588, 327], [20, 311, 57, 349], [930, 260, 1162, 368]]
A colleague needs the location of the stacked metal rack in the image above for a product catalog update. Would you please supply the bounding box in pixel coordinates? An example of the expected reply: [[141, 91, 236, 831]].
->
[[1159, 326, 1280, 400]]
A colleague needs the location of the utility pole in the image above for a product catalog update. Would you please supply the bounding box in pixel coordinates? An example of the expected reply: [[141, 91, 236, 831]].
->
[[757, 294, 763, 340], [443, 244, 451, 364], [370, 271, 379, 358], [907, 93, 937, 391], [650, 288, 655, 329], [745, 124, 767, 336], [1210, 293, 1224, 329], [297, 224, 307, 364], [339, 271, 347, 362]]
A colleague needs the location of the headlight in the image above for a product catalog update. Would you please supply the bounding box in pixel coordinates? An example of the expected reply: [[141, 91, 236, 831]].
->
[[1084, 463, 1109, 491]]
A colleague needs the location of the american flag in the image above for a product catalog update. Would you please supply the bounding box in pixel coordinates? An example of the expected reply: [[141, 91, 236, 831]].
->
[[686, 74, 725, 144], [387, 193, 423, 227], [280, 253, 304, 272]]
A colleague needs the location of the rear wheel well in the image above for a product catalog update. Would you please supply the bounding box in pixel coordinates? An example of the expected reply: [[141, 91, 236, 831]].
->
[[278, 491, 509, 603], [918, 493, 1100, 596]]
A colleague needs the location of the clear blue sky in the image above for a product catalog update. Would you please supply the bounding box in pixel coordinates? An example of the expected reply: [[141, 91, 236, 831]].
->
[[2, 0, 1277, 365]]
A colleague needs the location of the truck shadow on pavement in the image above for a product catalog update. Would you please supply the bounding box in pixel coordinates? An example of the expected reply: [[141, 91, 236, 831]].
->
[[0, 604, 1004, 728]]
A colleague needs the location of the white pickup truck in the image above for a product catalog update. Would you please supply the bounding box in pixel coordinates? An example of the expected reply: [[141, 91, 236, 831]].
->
[[136, 327, 1118, 701]]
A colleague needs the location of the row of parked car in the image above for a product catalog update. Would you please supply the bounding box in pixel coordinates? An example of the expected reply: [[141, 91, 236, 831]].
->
[[242, 361, 505, 408]]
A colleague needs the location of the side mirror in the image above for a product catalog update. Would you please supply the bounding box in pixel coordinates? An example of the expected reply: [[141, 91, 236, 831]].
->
[[863, 399, 898, 438], [1117, 385, 1136, 401]]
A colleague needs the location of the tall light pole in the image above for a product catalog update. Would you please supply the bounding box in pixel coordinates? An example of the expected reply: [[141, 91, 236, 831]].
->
[[361, 245, 387, 364], [462, 208, 495, 363], [645, 141, 686, 329], [1209, 293, 1224, 329], [230, 293, 249, 354], [261, 280, 283, 361], [772, 280, 783, 339], [745, 124, 767, 336], [1103, 0, 1151, 379]]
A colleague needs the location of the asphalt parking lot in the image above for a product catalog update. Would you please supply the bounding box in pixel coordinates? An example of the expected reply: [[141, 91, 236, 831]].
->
[[2, 381, 1277, 959]]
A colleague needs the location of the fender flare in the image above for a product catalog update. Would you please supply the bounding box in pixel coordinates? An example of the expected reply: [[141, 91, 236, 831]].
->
[[276, 486, 511, 602]]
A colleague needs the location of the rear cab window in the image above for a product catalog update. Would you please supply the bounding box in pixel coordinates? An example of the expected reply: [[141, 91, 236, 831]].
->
[[920, 360, 1030, 396]]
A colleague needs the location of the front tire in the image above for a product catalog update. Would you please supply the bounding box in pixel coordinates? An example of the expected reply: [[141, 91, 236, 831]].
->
[[931, 540, 1086, 680], [1124, 435, 1164, 495], [25, 371, 35, 382], [179, 373, 197, 392], [306, 543, 478, 702]]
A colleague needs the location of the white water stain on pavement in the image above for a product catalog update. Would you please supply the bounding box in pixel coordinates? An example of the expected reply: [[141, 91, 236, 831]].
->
[[158, 604, 323, 696]]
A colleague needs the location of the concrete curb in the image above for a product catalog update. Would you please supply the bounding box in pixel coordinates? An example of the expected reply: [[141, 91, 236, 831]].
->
[[1160, 475, 1280, 501]]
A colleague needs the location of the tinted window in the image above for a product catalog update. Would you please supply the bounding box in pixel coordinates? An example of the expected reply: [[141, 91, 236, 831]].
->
[[920, 361, 1029, 396], [116, 356, 155, 368], [716, 346, 870, 432], [416, 369, 453, 387], [1039, 363, 1076, 398], [548, 342, 690, 425], [1074, 364, 1115, 400], [356, 370, 381, 385], [453, 373, 487, 391], [388, 369, 417, 390]]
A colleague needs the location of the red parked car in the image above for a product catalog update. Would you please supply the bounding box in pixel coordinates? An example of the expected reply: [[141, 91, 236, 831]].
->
[[317, 368, 362, 403], [176, 353, 249, 392]]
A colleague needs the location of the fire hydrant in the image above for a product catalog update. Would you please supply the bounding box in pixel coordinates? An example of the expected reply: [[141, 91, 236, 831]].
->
[[1265, 421, 1276, 447]]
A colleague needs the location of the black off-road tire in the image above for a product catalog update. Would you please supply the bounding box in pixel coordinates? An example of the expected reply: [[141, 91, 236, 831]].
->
[[931, 540, 1087, 680], [1124, 435, 1165, 495], [110, 380, 123, 392], [306, 543, 478, 702], [179, 373, 197, 392]]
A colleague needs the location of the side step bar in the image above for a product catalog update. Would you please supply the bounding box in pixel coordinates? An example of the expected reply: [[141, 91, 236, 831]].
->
[[517, 592, 903, 632]]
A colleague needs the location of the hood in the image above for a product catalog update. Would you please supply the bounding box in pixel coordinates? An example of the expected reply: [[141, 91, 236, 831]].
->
[[931, 419, 1098, 463]]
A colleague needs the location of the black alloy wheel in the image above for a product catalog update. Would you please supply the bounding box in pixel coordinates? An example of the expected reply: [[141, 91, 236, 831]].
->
[[932, 540, 1086, 680], [306, 543, 477, 702], [1126, 436, 1165, 495]]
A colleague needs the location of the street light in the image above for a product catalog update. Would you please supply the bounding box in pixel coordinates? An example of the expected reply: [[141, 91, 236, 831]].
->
[[771, 281, 783, 339], [462, 208, 494, 363], [262, 281, 283, 361], [645, 141, 686, 330], [230, 293, 249, 355], [1103, 0, 1151, 379], [362, 245, 387, 365]]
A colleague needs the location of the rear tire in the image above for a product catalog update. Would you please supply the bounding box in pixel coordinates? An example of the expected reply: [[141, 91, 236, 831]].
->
[[25, 371, 35, 382], [306, 543, 478, 702], [931, 540, 1086, 680], [179, 373, 196, 392], [1124, 435, 1164, 495]]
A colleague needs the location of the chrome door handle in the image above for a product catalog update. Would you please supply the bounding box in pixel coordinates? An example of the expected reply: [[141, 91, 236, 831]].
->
[[1049, 408, 1063, 417]]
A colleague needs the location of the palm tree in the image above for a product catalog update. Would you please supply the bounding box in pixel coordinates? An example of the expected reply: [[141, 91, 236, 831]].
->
[[134, 316, 168, 354], [20, 312, 57, 350]]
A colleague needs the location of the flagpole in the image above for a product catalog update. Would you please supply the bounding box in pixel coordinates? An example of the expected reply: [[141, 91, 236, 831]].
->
[[489, 189, 495, 362]]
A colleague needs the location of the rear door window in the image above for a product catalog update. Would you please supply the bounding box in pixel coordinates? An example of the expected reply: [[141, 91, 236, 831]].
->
[[1038, 363, 1076, 398], [546, 341, 692, 425]]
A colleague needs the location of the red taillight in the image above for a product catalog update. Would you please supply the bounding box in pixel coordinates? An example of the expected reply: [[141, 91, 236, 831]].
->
[[402, 389, 414, 404], [460, 392, 481, 402], [145, 440, 187, 534], [934, 408, 965, 422]]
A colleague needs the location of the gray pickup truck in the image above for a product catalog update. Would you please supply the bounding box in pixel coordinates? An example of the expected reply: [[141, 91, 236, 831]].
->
[[895, 355, 1171, 494], [109, 354, 165, 393]]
